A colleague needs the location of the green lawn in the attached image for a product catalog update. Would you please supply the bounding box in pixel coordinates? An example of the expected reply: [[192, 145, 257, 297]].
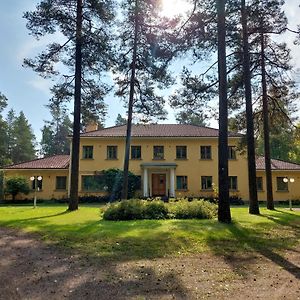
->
[[0, 204, 299, 261]]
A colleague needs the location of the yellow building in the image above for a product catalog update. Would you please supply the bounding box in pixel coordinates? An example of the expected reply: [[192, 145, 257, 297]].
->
[[3, 124, 300, 202]]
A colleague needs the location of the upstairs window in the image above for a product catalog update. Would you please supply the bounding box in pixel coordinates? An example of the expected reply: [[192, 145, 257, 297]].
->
[[176, 146, 187, 159], [228, 146, 237, 160], [56, 176, 67, 190], [229, 176, 238, 190], [176, 176, 188, 190], [200, 146, 212, 159], [82, 145, 93, 159], [153, 146, 164, 160], [201, 176, 212, 190], [276, 177, 288, 191], [107, 146, 118, 159], [131, 146, 141, 159]]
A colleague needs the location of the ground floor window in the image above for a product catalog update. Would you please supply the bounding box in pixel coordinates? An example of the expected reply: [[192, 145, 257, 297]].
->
[[201, 176, 212, 190], [82, 175, 106, 191], [176, 176, 188, 190], [31, 176, 43, 190], [256, 177, 263, 191], [276, 177, 288, 191], [229, 176, 238, 190], [56, 176, 67, 190]]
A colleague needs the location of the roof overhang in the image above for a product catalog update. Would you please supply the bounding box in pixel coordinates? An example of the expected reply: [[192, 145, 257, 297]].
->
[[141, 162, 177, 169]]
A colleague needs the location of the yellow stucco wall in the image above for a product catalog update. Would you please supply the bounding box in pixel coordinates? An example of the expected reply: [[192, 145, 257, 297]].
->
[[4, 136, 300, 202], [3, 169, 68, 200]]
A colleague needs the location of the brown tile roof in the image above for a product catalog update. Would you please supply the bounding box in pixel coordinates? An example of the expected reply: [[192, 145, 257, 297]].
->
[[4, 155, 70, 170], [81, 124, 243, 138], [256, 156, 300, 170]]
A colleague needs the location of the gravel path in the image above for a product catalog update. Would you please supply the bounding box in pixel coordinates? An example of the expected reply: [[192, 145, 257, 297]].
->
[[0, 227, 299, 300]]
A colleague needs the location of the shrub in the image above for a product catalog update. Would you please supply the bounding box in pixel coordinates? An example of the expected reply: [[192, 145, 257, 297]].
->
[[143, 201, 168, 219], [103, 200, 144, 220], [5, 176, 30, 201], [103, 199, 217, 221], [169, 199, 217, 219]]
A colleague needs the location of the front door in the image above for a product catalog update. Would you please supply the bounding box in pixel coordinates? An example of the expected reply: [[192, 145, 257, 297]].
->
[[152, 174, 166, 196]]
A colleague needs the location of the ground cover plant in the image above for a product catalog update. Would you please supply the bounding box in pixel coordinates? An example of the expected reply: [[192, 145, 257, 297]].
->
[[0, 204, 299, 260]]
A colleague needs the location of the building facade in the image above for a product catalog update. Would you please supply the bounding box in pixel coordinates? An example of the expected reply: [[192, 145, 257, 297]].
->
[[3, 124, 300, 201]]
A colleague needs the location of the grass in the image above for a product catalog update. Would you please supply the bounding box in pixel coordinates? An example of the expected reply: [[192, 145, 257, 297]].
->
[[0, 204, 299, 261]]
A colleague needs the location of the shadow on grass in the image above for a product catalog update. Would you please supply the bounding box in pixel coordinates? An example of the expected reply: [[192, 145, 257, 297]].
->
[[204, 211, 300, 280]]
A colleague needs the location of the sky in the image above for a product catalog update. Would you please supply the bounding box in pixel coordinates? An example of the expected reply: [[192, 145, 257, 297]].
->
[[0, 0, 300, 142]]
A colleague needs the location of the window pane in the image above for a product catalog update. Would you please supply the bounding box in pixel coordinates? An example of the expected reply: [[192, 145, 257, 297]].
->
[[229, 176, 238, 190], [153, 146, 164, 159], [228, 146, 236, 159], [131, 146, 141, 159], [201, 176, 212, 190], [200, 146, 211, 159], [32, 177, 43, 190], [83, 146, 93, 159], [277, 177, 288, 191], [176, 176, 188, 190], [107, 146, 117, 159], [256, 177, 263, 191], [56, 176, 67, 190], [82, 175, 106, 191], [176, 146, 187, 159]]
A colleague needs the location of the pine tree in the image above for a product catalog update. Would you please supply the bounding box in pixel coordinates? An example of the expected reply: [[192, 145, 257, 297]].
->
[[41, 101, 72, 156], [115, 0, 173, 199], [115, 114, 127, 126], [0, 93, 9, 167], [10, 111, 36, 164]]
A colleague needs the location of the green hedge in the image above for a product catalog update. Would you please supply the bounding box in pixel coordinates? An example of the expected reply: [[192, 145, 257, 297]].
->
[[103, 199, 217, 221]]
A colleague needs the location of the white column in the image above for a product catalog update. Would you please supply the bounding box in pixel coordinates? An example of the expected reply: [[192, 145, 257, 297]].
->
[[143, 168, 148, 197], [170, 168, 175, 198]]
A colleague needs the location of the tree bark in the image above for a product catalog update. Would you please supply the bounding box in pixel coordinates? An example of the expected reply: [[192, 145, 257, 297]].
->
[[260, 29, 274, 210], [69, 0, 83, 211], [217, 0, 231, 223], [241, 0, 260, 215], [122, 0, 139, 200]]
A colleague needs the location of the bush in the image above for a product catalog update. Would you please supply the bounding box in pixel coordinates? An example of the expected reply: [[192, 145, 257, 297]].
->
[[103, 199, 217, 221], [5, 176, 30, 201], [169, 199, 217, 219]]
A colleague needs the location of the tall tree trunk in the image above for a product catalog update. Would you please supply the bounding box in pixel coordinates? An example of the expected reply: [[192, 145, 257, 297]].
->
[[241, 0, 260, 215], [122, 0, 139, 200], [69, 0, 83, 211], [260, 30, 274, 210], [217, 0, 231, 223]]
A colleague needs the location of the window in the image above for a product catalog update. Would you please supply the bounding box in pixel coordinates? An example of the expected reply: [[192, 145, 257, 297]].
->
[[256, 177, 263, 191], [32, 177, 43, 190], [176, 176, 188, 190], [201, 176, 212, 190], [200, 146, 212, 159], [56, 176, 67, 190], [176, 146, 187, 159], [153, 146, 164, 160], [229, 176, 238, 190], [82, 175, 106, 191], [131, 145, 141, 159], [82, 145, 93, 159], [277, 177, 288, 191], [228, 146, 237, 160], [107, 145, 118, 159]]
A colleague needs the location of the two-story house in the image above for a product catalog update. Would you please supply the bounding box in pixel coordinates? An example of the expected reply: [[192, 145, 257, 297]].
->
[[3, 124, 300, 201]]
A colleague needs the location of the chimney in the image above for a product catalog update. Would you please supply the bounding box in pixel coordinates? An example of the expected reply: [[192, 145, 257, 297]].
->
[[85, 122, 99, 132]]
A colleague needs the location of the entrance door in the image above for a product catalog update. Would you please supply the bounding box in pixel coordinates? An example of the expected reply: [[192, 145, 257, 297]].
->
[[152, 174, 166, 196]]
